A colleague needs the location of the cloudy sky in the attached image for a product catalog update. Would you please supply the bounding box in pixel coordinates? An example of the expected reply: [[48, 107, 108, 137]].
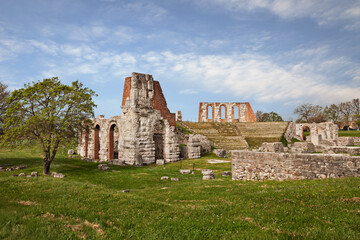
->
[[1, 0, 360, 121]]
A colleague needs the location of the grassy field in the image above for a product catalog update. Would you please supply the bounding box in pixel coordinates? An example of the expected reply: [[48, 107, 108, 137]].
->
[[1, 149, 360, 239], [338, 130, 360, 137]]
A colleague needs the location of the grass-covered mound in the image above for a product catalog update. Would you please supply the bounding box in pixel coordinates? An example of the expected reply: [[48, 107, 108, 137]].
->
[[1, 149, 360, 239]]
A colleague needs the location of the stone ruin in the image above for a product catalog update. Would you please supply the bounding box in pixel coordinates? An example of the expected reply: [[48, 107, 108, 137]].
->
[[198, 102, 256, 123], [77, 72, 180, 165], [232, 121, 360, 181]]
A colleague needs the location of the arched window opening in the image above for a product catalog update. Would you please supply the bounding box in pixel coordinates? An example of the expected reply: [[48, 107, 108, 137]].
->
[[302, 126, 311, 141], [221, 105, 226, 119], [233, 106, 239, 120], [94, 125, 100, 159], [108, 124, 119, 160], [153, 120, 165, 160], [207, 105, 213, 120]]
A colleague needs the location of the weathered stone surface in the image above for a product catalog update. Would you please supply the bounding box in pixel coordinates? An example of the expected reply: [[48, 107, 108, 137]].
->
[[214, 149, 227, 158], [187, 134, 202, 159], [98, 164, 110, 171], [171, 178, 179, 181], [222, 171, 231, 176], [292, 142, 315, 153], [337, 137, 355, 146], [30, 172, 38, 177], [180, 169, 191, 174], [122, 190, 130, 193], [176, 111, 182, 122], [156, 159, 165, 165], [161, 176, 169, 180], [261, 142, 284, 153], [18, 173, 26, 177], [232, 151, 360, 181]]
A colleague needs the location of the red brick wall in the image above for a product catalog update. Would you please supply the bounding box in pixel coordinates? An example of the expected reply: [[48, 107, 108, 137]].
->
[[245, 102, 257, 122], [121, 77, 131, 106], [153, 81, 176, 127]]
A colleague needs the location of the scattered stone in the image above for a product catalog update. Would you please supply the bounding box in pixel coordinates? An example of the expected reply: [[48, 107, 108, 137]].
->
[[292, 142, 315, 153], [180, 169, 191, 174], [202, 169, 215, 180], [156, 159, 165, 165], [15, 165, 27, 170], [122, 190, 130, 193], [161, 187, 169, 190], [52, 172, 66, 178], [12, 174, 18, 177], [222, 171, 231, 176], [161, 176, 169, 180], [214, 149, 227, 158], [98, 164, 111, 171], [6, 168, 13, 172], [18, 173, 26, 177], [30, 172, 38, 177], [171, 178, 180, 181]]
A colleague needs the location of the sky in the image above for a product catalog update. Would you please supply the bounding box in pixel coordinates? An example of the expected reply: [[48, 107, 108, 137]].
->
[[0, 0, 360, 121]]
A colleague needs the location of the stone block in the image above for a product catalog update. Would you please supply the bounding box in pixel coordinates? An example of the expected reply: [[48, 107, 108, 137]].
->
[[30, 172, 38, 177], [261, 142, 284, 153], [19, 173, 26, 177], [222, 171, 231, 176], [51, 172, 66, 178], [98, 164, 110, 171], [171, 178, 179, 181], [156, 159, 165, 165], [180, 169, 191, 174], [161, 176, 169, 180], [214, 149, 227, 158]]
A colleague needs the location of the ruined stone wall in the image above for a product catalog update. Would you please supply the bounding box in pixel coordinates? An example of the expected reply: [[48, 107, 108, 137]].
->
[[198, 102, 256, 123], [232, 151, 360, 181], [77, 72, 179, 165]]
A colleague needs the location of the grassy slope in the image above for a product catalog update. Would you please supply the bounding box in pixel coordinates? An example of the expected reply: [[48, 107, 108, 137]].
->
[[338, 130, 360, 137], [1, 150, 360, 239]]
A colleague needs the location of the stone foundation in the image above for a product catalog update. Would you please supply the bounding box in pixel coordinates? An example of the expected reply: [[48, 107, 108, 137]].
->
[[232, 151, 360, 181]]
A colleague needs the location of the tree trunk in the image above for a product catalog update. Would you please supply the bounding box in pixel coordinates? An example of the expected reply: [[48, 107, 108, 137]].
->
[[43, 160, 51, 175]]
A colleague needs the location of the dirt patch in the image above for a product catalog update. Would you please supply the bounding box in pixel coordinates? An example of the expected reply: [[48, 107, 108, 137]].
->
[[342, 197, 360, 203], [84, 220, 105, 236], [18, 201, 38, 206]]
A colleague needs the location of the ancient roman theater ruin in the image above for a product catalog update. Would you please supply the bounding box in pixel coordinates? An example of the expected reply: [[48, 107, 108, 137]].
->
[[77, 72, 360, 180]]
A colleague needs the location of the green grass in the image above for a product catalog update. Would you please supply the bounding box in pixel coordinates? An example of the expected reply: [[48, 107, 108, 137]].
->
[[338, 130, 360, 137], [1, 149, 360, 239], [245, 137, 280, 148]]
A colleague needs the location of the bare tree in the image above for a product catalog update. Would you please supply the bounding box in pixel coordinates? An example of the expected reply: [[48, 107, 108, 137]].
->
[[339, 101, 353, 130], [294, 103, 324, 123], [352, 98, 360, 115], [324, 104, 341, 123]]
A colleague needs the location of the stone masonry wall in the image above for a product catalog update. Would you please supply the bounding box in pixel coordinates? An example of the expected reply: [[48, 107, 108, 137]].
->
[[232, 151, 360, 181], [198, 102, 256, 123]]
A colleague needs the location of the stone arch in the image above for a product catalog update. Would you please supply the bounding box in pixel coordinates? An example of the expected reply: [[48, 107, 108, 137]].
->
[[302, 125, 311, 141], [207, 104, 214, 120], [220, 104, 227, 121], [108, 123, 119, 160], [94, 124, 100, 160], [153, 120, 165, 160]]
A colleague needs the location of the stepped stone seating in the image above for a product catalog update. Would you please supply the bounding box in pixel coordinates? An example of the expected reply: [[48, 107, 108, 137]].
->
[[180, 122, 289, 150]]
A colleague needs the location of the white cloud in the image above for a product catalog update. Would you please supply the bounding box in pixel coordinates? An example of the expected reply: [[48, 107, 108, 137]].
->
[[201, 0, 360, 30], [179, 89, 198, 95]]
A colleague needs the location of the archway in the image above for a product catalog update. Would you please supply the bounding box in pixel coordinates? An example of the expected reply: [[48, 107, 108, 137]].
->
[[207, 105, 213, 120], [94, 125, 100, 159], [85, 132, 89, 158], [302, 126, 311, 141], [220, 105, 226, 119], [108, 124, 119, 160], [153, 120, 165, 160], [233, 106, 239, 121]]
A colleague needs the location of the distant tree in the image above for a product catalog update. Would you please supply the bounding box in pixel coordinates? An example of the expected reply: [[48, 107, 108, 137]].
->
[[294, 103, 324, 123], [352, 98, 360, 116], [256, 110, 283, 122], [0, 81, 10, 125], [324, 104, 341, 123], [339, 101, 353, 130], [1, 77, 97, 175]]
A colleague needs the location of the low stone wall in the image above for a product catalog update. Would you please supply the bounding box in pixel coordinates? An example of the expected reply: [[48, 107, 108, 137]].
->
[[232, 151, 360, 181]]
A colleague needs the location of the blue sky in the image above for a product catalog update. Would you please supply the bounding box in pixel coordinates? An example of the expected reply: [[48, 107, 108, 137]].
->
[[1, 0, 360, 121]]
